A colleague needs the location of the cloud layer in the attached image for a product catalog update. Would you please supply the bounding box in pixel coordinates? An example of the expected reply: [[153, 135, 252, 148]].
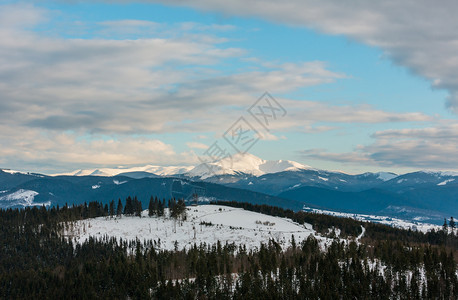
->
[[138, 0, 458, 111], [0, 3, 454, 173], [300, 123, 458, 170]]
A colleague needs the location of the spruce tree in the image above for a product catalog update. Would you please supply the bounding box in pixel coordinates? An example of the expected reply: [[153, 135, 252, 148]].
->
[[109, 200, 115, 218], [135, 197, 142, 217], [449, 217, 455, 234], [124, 196, 133, 215], [148, 196, 155, 217], [116, 199, 123, 217]]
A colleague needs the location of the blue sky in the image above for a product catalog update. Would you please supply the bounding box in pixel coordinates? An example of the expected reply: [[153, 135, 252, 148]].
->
[[1, 1, 458, 174]]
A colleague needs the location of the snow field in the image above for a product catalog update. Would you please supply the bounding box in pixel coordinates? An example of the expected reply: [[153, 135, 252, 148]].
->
[[65, 205, 333, 252]]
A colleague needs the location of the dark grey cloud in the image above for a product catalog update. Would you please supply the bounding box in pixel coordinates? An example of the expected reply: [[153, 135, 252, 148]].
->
[[27, 114, 100, 131]]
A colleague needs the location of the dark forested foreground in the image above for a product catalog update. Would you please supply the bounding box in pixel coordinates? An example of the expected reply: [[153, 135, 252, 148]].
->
[[0, 199, 457, 299]]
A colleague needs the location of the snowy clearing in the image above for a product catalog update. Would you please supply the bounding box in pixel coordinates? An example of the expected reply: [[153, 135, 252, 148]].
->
[[303, 206, 441, 232], [65, 205, 334, 252], [0, 189, 50, 207]]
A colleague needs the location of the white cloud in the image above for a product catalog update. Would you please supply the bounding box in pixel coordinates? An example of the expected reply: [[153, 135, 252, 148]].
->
[[300, 123, 458, 170], [0, 3, 46, 28], [136, 0, 458, 111], [186, 142, 208, 149], [0, 128, 197, 173], [0, 3, 444, 172]]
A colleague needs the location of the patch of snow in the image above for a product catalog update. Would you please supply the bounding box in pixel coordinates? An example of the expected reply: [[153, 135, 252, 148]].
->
[[1, 169, 44, 177], [318, 176, 328, 181], [0, 189, 50, 207], [437, 178, 455, 186], [356, 226, 365, 243], [303, 206, 441, 233], [439, 171, 458, 176], [397, 179, 406, 184], [1, 169, 26, 175], [421, 170, 458, 177], [248, 181, 253, 185], [376, 172, 398, 181], [0, 189, 38, 204], [91, 185, 100, 189], [113, 180, 127, 185]]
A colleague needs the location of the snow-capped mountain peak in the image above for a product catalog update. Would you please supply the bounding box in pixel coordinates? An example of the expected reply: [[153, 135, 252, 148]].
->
[[420, 170, 458, 177], [376, 172, 398, 182], [187, 153, 311, 179], [54, 165, 194, 177]]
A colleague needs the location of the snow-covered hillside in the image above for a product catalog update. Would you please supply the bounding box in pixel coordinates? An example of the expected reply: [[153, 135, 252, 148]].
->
[[66, 205, 332, 251], [187, 153, 311, 179], [0, 189, 50, 208], [0, 169, 45, 177], [303, 206, 441, 232]]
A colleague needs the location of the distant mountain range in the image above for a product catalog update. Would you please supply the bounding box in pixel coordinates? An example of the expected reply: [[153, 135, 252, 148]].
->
[[52, 153, 311, 179], [1, 153, 457, 225]]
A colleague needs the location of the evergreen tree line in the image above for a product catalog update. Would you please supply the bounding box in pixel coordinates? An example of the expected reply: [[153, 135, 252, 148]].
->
[[0, 199, 457, 298], [0, 219, 456, 298], [212, 200, 458, 250]]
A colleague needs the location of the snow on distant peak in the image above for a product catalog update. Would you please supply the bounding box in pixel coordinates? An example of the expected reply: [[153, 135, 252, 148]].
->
[[187, 153, 311, 179], [1, 169, 44, 177], [259, 159, 311, 174], [54, 165, 194, 177], [420, 170, 458, 177], [376, 172, 398, 181], [1, 169, 24, 175]]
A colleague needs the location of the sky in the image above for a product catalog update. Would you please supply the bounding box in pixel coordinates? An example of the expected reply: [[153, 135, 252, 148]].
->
[[1, 0, 458, 175]]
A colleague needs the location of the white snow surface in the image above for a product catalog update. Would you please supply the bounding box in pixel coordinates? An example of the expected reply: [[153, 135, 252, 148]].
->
[[0, 169, 44, 177], [0, 189, 38, 203], [303, 206, 441, 233], [421, 170, 458, 177], [437, 178, 455, 186], [66, 205, 328, 251], [376, 172, 398, 181], [113, 180, 127, 185], [0, 189, 50, 207], [187, 153, 311, 179], [1, 169, 25, 174], [53, 165, 194, 177]]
